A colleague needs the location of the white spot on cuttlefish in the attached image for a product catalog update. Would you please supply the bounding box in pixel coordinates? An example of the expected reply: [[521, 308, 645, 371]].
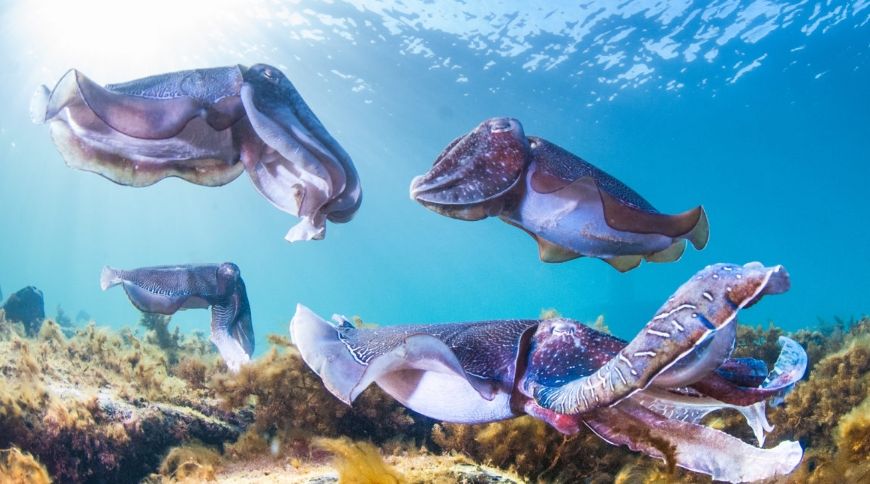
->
[[652, 303, 697, 321]]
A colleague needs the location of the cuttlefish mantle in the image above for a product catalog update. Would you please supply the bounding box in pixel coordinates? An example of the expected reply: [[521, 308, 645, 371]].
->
[[410, 117, 708, 271], [32, 64, 361, 242], [101, 262, 254, 372], [292, 262, 806, 483]]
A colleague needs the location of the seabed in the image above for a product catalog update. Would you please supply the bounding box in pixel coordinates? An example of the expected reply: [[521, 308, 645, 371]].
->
[[1, 302, 868, 483]]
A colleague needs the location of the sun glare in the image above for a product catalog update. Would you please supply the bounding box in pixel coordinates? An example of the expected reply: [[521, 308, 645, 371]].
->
[[5, 0, 264, 81]]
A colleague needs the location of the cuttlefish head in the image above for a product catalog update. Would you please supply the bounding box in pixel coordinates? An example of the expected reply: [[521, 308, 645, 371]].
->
[[410, 117, 530, 220]]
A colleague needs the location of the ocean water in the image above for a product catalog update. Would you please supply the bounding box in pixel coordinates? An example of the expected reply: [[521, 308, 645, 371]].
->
[[0, 0, 867, 352]]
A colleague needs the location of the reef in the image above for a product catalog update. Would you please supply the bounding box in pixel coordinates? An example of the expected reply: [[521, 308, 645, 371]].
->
[[1, 302, 867, 483], [1, 286, 45, 336]]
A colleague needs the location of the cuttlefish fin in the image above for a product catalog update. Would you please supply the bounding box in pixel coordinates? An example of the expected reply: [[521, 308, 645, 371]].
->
[[605, 255, 643, 272], [501, 216, 582, 263], [583, 400, 802, 483], [100, 266, 196, 315], [291, 304, 491, 405], [100, 266, 122, 291], [63, 69, 204, 140], [598, 186, 709, 246], [537, 237, 582, 263], [645, 239, 686, 263]]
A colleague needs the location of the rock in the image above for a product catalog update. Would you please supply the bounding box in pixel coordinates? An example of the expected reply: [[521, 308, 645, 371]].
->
[[2, 286, 45, 335]]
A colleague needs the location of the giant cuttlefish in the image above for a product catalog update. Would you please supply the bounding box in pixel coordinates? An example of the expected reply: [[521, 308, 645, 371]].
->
[[292, 262, 806, 482], [410, 118, 708, 271], [31, 65, 361, 242], [101, 263, 253, 372]]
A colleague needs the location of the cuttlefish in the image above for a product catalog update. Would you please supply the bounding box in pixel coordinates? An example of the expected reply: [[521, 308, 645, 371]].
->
[[292, 262, 806, 482], [101, 263, 253, 372], [31, 64, 361, 242], [410, 118, 708, 271]]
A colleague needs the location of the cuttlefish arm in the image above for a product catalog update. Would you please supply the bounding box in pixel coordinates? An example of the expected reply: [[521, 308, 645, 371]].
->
[[631, 335, 806, 446], [291, 304, 535, 423], [240, 64, 360, 242], [527, 262, 790, 414], [100, 263, 253, 372], [31, 67, 247, 187], [584, 399, 802, 483]]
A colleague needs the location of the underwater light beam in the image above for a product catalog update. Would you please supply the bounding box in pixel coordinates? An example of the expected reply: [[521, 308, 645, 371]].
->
[[5, 0, 266, 79]]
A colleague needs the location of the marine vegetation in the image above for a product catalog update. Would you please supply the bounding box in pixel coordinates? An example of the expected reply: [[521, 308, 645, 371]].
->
[[0, 447, 51, 484], [31, 63, 361, 242], [0, 310, 234, 483], [0, 287, 867, 482], [410, 117, 708, 271]]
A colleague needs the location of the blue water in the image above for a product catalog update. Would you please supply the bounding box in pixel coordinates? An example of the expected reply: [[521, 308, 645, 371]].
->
[[0, 1, 867, 351]]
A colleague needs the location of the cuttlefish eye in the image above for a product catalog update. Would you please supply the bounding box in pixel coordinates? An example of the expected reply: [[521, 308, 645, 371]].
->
[[410, 117, 530, 220], [217, 262, 242, 293], [550, 321, 575, 336], [488, 117, 513, 133], [246, 64, 284, 86]]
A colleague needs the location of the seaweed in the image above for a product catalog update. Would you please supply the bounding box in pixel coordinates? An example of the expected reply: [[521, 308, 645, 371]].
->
[[0, 448, 51, 484], [139, 313, 182, 366], [769, 328, 870, 448], [431, 415, 641, 482], [314, 437, 403, 484], [212, 334, 428, 453], [0, 319, 242, 483], [155, 444, 221, 482], [2, 302, 868, 483]]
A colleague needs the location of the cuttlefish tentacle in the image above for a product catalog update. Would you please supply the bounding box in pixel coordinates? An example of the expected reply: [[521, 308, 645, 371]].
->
[[690, 336, 806, 407], [100, 263, 253, 372], [528, 262, 790, 414], [633, 336, 807, 448], [584, 399, 802, 483]]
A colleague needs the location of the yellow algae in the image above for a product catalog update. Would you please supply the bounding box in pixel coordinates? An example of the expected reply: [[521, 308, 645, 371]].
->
[[212, 339, 420, 446], [36, 320, 65, 347], [538, 308, 561, 319], [770, 333, 870, 446], [314, 437, 404, 484], [431, 415, 636, 481], [0, 300, 868, 484], [591, 314, 610, 334], [157, 444, 221, 482], [0, 448, 51, 484]]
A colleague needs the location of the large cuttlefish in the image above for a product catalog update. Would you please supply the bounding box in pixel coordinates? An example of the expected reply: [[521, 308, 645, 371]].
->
[[410, 118, 708, 271], [292, 262, 806, 482], [31, 65, 361, 242], [101, 263, 253, 372]]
